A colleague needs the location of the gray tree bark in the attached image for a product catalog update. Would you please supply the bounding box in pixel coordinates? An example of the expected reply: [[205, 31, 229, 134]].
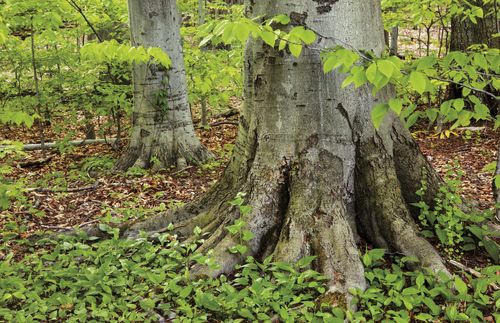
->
[[119, 0, 448, 304], [115, 0, 211, 171]]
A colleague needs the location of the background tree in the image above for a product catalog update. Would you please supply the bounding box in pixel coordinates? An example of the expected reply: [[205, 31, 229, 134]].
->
[[115, 0, 211, 171], [450, 0, 499, 51], [121, 0, 449, 298], [449, 0, 499, 113]]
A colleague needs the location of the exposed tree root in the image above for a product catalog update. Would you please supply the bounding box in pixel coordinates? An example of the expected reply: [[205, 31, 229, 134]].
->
[[114, 133, 212, 171], [391, 121, 443, 216], [355, 139, 449, 275], [113, 129, 449, 308]]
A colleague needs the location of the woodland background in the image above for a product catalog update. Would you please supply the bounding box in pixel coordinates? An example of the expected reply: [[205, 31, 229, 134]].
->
[[0, 0, 499, 321]]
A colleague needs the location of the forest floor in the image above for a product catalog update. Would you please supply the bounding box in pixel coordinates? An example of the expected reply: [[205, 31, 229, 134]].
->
[[0, 115, 498, 267]]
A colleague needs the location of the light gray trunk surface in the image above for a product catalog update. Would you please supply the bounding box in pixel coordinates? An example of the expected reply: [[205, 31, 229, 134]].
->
[[119, 0, 449, 304], [116, 0, 211, 170]]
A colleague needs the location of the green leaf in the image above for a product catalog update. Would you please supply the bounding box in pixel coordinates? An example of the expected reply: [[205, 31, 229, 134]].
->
[[405, 111, 421, 128], [388, 98, 403, 115], [195, 292, 220, 311], [423, 298, 441, 315], [453, 99, 465, 112], [273, 14, 291, 25], [362, 252, 372, 267], [368, 248, 385, 261], [296, 256, 316, 268], [371, 103, 389, 130], [365, 63, 378, 84], [409, 71, 428, 95], [377, 60, 394, 78], [426, 108, 438, 123], [473, 53, 488, 71], [454, 276, 467, 294], [289, 43, 302, 57], [239, 205, 252, 215], [148, 47, 171, 68], [139, 298, 156, 311], [242, 230, 254, 241], [483, 239, 499, 262], [261, 30, 276, 47], [235, 24, 250, 42], [415, 313, 434, 321], [323, 56, 337, 73], [474, 103, 490, 120], [300, 30, 317, 44], [416, 273, 425, 289]]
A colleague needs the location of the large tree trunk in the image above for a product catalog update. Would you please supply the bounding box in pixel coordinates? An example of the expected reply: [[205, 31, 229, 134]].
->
[[120, 0, 448, 303], [115, 0, 211, 171]]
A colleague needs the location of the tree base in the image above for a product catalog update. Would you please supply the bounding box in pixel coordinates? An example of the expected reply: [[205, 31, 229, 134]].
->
[[114, 133, 213, 171], [118, 124, 449, 301]]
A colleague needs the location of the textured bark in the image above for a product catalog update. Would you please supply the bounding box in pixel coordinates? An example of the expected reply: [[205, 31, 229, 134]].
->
[[120, 0, 449, 305], [450, 0, 499, 51], [449, 0, 499, 113], [116, 0, 211, 171]]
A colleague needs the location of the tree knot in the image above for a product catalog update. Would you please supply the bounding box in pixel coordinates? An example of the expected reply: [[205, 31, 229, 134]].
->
[[312, 0, 339, 14]]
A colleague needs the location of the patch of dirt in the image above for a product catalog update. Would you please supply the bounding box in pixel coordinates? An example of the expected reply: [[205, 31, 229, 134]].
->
[[415, 126, 498, 210], [0, 114, 238, 237]]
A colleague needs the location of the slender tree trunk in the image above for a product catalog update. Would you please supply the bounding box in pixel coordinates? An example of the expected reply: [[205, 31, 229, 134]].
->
[[115, 0, 211, 170], [390, 25, 398, 56], [494, 140, 500, 221], [30, 26, 45, 157], [198, 0, 205, 26], [119, 0, 448, 303]]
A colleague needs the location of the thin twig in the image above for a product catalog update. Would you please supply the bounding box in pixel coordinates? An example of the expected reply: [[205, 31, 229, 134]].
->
[[197, 120, 239, 129], [448, 259, 500, 290], [430, 76, 499, 100], [66, 0, 103, 42], [171, 166, 194, 176], [26, 181, 99, 193]]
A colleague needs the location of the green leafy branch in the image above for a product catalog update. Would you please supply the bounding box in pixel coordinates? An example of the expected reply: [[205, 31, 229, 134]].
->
[[226, 192, 254, 255], [80, 40, 172, 69]]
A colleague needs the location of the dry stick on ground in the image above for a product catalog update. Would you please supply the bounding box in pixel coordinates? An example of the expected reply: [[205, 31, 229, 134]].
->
[[193, 109, 240, 124], [170, 166, 194, 176], [196, 120, 239, 129], [0, 138, 120, 152], [448, 259, 500, 290], [26, 180, 99, 193]]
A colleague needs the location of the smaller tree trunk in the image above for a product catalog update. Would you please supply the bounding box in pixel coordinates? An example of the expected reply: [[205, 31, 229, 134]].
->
[[30, 26, 46, 157], [83, 110, 96, 140], [116, 0, 211, 171], [390, 26, 399, 56], [494, 140, 500, 221]]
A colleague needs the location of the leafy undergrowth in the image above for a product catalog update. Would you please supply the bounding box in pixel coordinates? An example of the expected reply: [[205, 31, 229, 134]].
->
[[0, 232, 499, 322], [1, 121, 499, 321]]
